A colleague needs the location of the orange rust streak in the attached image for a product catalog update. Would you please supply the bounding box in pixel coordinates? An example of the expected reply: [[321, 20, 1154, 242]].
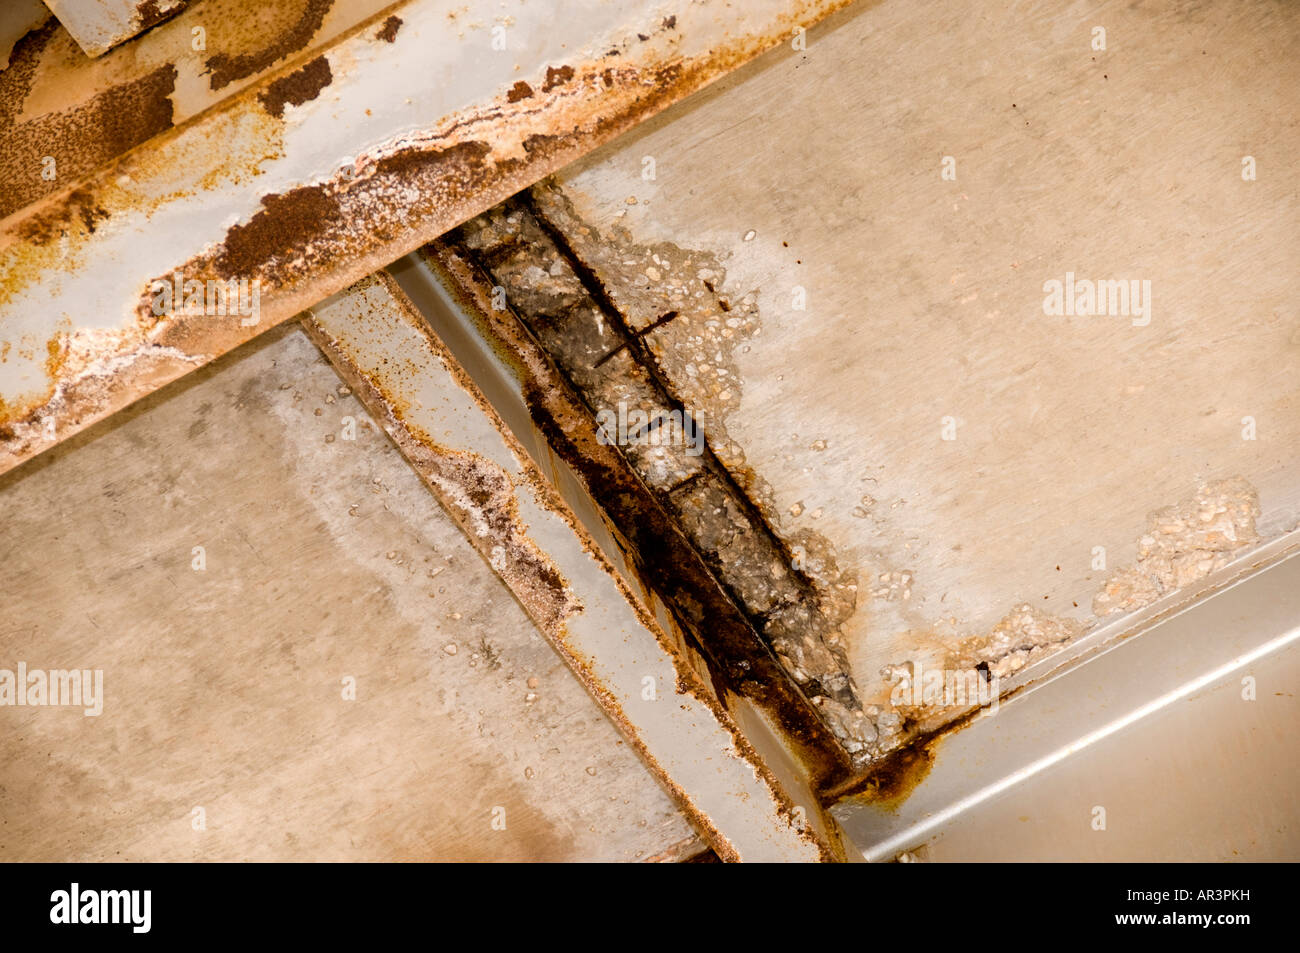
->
[[0, 0, 859, 477]]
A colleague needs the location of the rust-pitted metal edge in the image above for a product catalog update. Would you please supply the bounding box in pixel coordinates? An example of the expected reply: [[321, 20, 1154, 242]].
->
[[43, 0, 190, 58], [0, 0, 856, 476], [302, 271, 843, 861], [0, 1, 49, 72]]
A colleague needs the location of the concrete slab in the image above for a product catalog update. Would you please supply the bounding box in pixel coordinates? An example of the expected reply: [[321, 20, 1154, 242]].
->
[[0, 324, 696, 860]]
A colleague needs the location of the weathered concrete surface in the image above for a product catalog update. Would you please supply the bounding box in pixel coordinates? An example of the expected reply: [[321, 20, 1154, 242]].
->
[[442, 201, 882, 762], [833, 537, 1300, 861], [0, 324, 697, 861], [541, 0, 1300, 741]]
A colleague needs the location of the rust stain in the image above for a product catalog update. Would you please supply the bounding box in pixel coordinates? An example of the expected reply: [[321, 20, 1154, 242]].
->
[[257, 55, 332, 118], [541, 64, 575, 92], [443, 182, 892, 767], [214, 184, 342, 281], [429, 229, 863, 792], [507, 80, 534, 103], [426, 246, 853, 858], [16, 187, 110, 244], [0, 340, 206, 460], [134, 0, 188, 34], [1, 99, 286, 324], [839, 738, 940, 812], [0, 20, 176, 220], [192, 140, 494, 297], [301, 274, 581, 633], [1, 0, 387, 220], [205, 0, 335, 90], [823, 691, 1005, 810], [374, 15, 402, 43], [3, 0, 859, 477], [159, 45, 779, 308]]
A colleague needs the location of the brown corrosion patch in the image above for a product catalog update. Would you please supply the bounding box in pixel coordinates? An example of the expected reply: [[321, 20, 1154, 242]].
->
[[542, 65, 575, 92], [5, 0, 860, 477], [823, 680, 1023, 810], [507, 81, 534, 103], [201, 140, 493, 292], [0, 21, 176, 220], [375, 15, 402, 43], [205, 0, 334, 90], [258, 55, 332, 118], [135, 1, 187, 34], [445, 189, 884, 764], [16, 188, 110, 244], [830, 737, 939, 812], [213, 184, 344, 282]]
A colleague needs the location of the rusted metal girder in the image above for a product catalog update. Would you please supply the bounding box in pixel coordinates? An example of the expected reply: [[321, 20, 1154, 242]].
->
[[1, 1, 398, 218], [302, 271, 847, 861], [0, 0, 853, 475], [43, 0, 191, 57], [0, 1, 49, 71]]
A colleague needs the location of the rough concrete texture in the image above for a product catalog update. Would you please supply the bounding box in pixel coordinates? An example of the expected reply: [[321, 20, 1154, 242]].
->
[[1093, 478, 1262, 616], [454, 184, 1280, 761]]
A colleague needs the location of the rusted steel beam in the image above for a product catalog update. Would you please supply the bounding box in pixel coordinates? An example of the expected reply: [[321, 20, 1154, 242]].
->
[[0, 0, 49, 71], [1, 1, 398, 220], [302, 271, 845, 861], [43, 0, 191, 57], [0, 0, 854, 476]]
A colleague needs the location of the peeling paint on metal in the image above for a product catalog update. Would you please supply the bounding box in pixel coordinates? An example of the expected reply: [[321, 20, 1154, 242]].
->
[[1, 0, 856, 476], [0, 19, 177, 220], [0, 0, 49, 72], [206, 0, 335, 90], [0, 0, 394, 218], [44, 0, 190, 58], [258, 55, 334, 119]]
